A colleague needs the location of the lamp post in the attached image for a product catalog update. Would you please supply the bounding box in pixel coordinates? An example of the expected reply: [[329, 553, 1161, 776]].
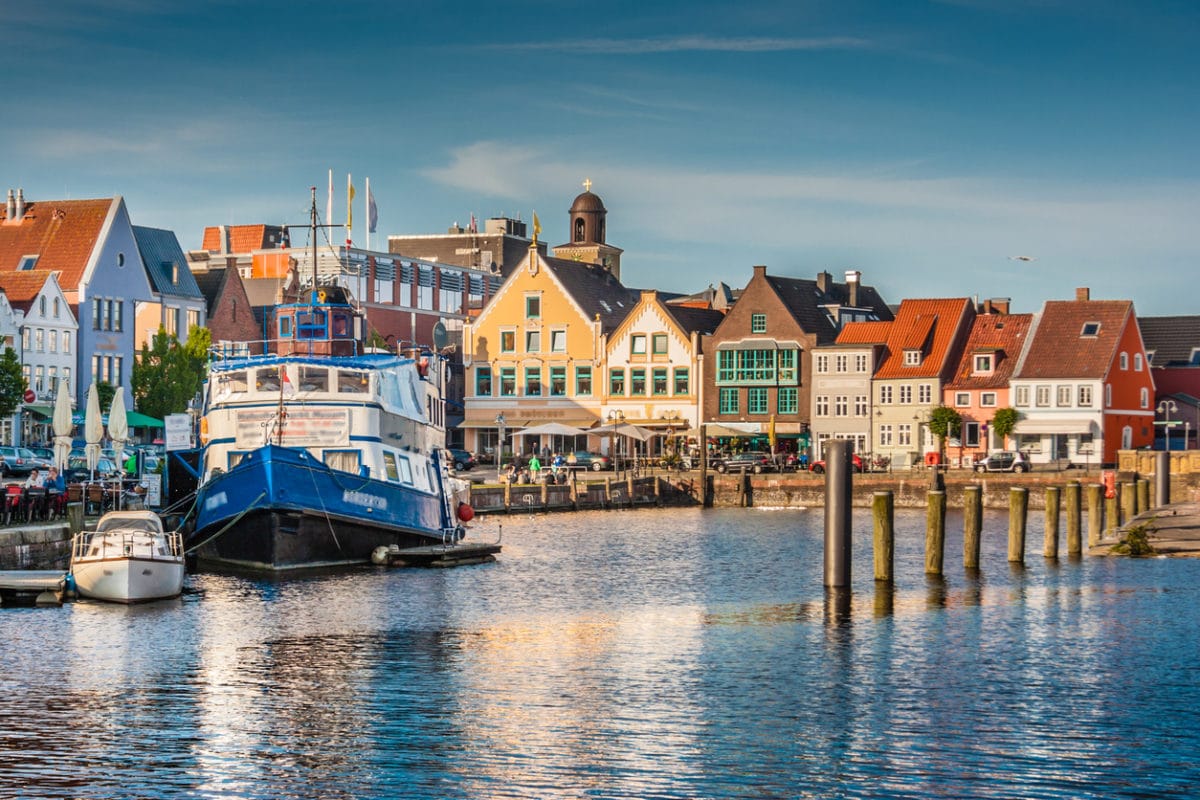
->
[[495, 412, 506, 469], [1158, 399, 1178, 451], [608, 409, 625, 474]]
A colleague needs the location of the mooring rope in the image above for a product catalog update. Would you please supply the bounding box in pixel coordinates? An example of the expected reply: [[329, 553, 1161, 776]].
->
[[183, 490, 268, 555]]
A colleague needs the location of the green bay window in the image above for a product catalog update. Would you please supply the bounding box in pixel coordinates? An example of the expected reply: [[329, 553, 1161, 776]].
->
[[630, 368, 646, 396], [576, 366, 592, 396], [716, 347, 799, 385], [652, 367, 668, 395], [500, 367, 516, 396]]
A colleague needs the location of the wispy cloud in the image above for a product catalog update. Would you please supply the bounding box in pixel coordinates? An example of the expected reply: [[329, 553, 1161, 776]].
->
[[484, 34, 872, 55]]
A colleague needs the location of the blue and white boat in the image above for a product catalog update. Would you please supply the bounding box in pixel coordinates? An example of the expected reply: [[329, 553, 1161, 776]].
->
[[187, 193, 469, 572]]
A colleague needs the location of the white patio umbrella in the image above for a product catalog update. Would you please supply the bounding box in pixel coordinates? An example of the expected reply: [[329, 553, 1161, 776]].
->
[[109, 388, 129, 479], [515, 422, 588, 438], [84, 382, 103, 477], [52, 377, 73, 470]]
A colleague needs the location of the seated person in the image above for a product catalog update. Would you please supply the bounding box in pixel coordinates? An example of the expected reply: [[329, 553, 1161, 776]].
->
[[24, 468, 46, 489], [45, 466, 66, 492]]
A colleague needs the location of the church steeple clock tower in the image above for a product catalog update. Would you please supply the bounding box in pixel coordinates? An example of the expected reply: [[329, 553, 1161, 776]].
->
[[552, 178, 624, 280]]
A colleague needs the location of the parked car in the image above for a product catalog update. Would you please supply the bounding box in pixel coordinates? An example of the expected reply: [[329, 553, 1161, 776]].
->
[[28, 446, 56, 463], [567, 451, 611, 471], [446, 448, 477, 471], [64, 455, 122, 483], [809, 453, 864, 474], [712, 451, 775, 474], [974, 451, 1031, 473], [0, 446, 46, 477]]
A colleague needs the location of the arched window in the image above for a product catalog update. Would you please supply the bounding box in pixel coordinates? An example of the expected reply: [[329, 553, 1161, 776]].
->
[[574, 217, 585, 242], [53, 298, 60, 318], [39, 296, 46, 315], [1140, 387, 1149, 408]]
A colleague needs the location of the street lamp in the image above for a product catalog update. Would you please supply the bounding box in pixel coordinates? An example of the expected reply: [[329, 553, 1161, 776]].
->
[[495, 412, 507, 466], [608, 410, 625, 472], [1157, 399, 1178, 451]]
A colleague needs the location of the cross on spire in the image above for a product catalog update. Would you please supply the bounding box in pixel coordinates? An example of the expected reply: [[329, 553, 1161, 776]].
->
[[582, 177, 592, 192]]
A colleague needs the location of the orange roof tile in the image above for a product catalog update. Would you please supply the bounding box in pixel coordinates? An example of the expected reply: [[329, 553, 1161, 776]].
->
[[1017, 300, 1133, 379], [874, 298, 974, 380], [201, 224, 277, 253], [0, 269, 58, 311], [946, 313, 1033, 389], [836, 320, 892, 344], [0, 198, 114, 293]]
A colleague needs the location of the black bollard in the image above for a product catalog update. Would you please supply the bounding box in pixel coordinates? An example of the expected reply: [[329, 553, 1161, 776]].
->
[[824, 439, 853, 588], [1155, 450, 1170, 508]]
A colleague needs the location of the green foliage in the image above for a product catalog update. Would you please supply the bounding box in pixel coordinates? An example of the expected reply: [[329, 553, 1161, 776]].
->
[[0, 347, 25, 419], [1111, 518, 1157, 557], [366, 328, 391, 352], [991, 408, 1019, 445], [928, 405, 962, 452], [132, 325, 210, 420], [95, 381, 116, 410]]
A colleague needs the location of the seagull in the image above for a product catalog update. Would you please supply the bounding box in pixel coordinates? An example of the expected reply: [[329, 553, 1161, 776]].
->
[[1008, 255, 1036, 262]]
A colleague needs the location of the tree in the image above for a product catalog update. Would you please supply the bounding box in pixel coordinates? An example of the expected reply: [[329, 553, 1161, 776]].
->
[[132, 325, 211, 420], [96, 381, 116, 410], [0, 347, 25, 421], [991, 407, 1019, 450], [928, 405, 962, 458]]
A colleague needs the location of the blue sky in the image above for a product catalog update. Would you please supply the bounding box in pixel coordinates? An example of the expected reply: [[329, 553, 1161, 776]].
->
[[4, 0, 1198, 314]]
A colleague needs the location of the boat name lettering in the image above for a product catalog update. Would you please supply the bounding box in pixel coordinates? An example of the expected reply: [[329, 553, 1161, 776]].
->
[[343, 490, 387, 510], [204, 492, 228, 511]]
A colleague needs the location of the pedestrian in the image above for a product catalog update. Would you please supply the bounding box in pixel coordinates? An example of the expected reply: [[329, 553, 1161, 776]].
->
[[528, 453, 541, 480]]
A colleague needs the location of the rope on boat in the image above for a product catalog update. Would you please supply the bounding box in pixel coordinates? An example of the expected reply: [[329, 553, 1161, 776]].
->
[[305, 457, 342, 553], [183, 490, 268, 555]]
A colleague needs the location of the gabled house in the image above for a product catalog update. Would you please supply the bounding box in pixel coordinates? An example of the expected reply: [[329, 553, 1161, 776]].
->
[[605, 291, 724, 452], [193, 259, 263, 357], [1011, 288, 1154, 466], [812, 321, 893, 460], [870, 298, 976, 468], [1138, 315, 1200, 449], [461, 246, 638, 461], [943, 301, 1032, 464], [705, 266, 892, 452], [134, 225, 206, 348]]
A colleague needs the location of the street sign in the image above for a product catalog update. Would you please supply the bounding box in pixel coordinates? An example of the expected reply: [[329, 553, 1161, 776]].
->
[[1154, 420, 1182, 426], [23, 389, 35, 403], [164, 413, 192, 451]]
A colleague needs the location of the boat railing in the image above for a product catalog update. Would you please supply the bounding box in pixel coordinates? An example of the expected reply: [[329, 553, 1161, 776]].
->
[[73, 529, 184, 561]]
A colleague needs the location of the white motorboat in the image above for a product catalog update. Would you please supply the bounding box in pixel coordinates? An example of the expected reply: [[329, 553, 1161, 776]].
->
[[70, 511, 185, 603]]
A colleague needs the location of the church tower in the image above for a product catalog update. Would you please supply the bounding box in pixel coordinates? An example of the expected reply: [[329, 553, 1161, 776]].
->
[[552, 179, 624, 280]]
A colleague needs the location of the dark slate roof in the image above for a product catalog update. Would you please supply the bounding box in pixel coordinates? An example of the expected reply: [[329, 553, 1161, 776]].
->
[[664, 304, 725, 335], [545, 257, 639, 333], [193, 267, 229, 316], [764, 274, 893, 345], [1138, 315, 1200, 366], [134, 226, 203, 299]]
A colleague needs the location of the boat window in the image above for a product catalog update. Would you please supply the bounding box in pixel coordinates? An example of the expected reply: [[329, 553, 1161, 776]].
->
[[395, 454, 413, 484], [332, 313, 351, 337], [217, 371, 248, 394], [296, 310, 327, 340], [96, 517, 161, 534], [228, 451, 247, 470], [299, 366, 329, 392], [383, 452, 400, 482], [255, 367, 281, 392], [337, 370, 369, 393], [323, 449, 361, 474], [278, 315, 293, 338]]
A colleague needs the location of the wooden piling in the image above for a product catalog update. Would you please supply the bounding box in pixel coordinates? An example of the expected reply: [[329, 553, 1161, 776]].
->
[[872, 491, 894, 583], [1136, 479, 1150, 515], [1121, 481, 1137, 525], [1044, 486, 1060, 559], [627, 473, 635, 507], [1105, 491, 1119, 539], [604, 476, 612, 507], [540, 481, 549, 509], [1065, 482, 1081, 556], [1008, 487, 1028, 563], [1086, 483, 1103, 548], [925, 490, 946, 575], [963, 484, 982, 570], [503, 480, 512, 512]]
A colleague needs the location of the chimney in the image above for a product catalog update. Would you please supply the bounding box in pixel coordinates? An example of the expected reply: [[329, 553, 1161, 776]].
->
[[221, 225, 231, 254], [1075, 287, 1090, 302], [982, 299, 993, 315], [816, 270, 831, 293], [5, 189, 14, 221], [844, 269, 861, 307], [14, 188, 25, 221], [991, 298, 1010, 314], [753, 264, 768, 279]]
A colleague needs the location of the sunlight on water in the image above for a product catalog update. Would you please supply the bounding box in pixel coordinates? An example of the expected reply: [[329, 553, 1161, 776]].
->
[[3, 507, 1200, 798]]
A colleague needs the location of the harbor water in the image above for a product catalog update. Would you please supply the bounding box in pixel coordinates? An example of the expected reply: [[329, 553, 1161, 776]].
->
[[3, 506, 1199, 799]]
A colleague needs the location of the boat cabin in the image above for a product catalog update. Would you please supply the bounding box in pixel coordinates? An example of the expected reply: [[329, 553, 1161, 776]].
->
[[272, 286, 364, 357]]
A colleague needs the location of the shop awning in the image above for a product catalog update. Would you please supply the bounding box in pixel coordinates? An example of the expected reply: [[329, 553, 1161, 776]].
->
[[1013, 418, 1097, 435], [125, 411, 164, 428], [23, 404, 54, 421], [688, 422, 764, 438]]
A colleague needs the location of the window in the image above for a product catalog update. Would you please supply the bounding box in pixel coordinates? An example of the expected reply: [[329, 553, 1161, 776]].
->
[[34, 365, 44, 394], [609, 368, 625, 396], [1119, 352, 1128, 370], [904, 350, 921, 366], [278, 315, 293, 338], [35, 328, 44, 352], [114, 301, 124, 333], [816, 355, 829, 374], [323, 450, 361, 474], [112, 356, 122, 386], [1081, 322, 1101, 336], [337, 370, 369, 393], [880, 385, 893, 404], [1016, 386, 1030, 406], [1134, 353, 1143, 371], [778, 387, 797, 414], [631, 334, 647, 356], [980, 392, 997, 407], [1057, 385, 1072, 407], [524, 367, 541, 396], [955, 392, 970, 407], [715, 348, 798, 384], [53, 298, 60, 318], [673, 367, 689, 396], [1105, 384, 1112, 407], [816, 396, 829, 416], [475, 367, 492, 396], [748, 387, 768, 414], [91, 298, 101, 330], [835, 355, 848, 373], [500, 368, 516, 396], [918, 384, 932, 404], [39, 296, 46, 316], [898, 424, 912, 447], [296, 310, 327, 340], [899, 385, 912, 404], [525, 295, 540, 319], [964, 421, 980, 448], [751, 313, 766, 334], [719, 387, 739, 414], [974, 354, 993, 373], [1078, 386, 1093, 407], [879, 424, 893, 447], [62, 367, 71, 394], [630, 368, 646, 396], [298, 366, 329, 392], [525, 330, 541, 353], [652, 368, 668, 396], [18, 255, 38, 271], [855, 395, 868, 416], [63, 331, 71, 354], [500, 330, 516, 353], [855, 354, 868, 373], [1140, 387, 1149, 408], [550, 366, 566, 396], [49, 330, 57, 353], [1036, 385, 1051, 407], [188, 309, 201, 332], [652, 333, 668, 355], [575, 366, 592, 396], [165, 307, 178, 337], [550, 329, 567, 353], [834, 396, 848, 416]]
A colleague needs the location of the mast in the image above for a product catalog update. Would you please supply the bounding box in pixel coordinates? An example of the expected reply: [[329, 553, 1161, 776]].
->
[[310, 186, 319, 306]]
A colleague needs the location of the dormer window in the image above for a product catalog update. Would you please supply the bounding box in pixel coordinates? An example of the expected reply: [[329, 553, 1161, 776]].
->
[[751, 313, 766, 334], [18, 255, 38, 270], [904, 350, 921, 366], [1081, 322, 1101, 336], [973, 354, 993, 373]]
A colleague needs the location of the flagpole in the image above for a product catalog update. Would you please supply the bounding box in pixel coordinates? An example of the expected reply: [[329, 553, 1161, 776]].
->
[[365, 176, 371, 252], [326, 169, 333, 228], [346, 173, 353, 247]]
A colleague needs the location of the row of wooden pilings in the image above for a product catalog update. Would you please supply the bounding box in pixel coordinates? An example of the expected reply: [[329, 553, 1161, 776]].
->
[[823, 440, 1166, 586]]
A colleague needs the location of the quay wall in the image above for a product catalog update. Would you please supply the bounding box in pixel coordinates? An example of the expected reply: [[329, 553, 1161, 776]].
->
[[0, 524, 72, 571]]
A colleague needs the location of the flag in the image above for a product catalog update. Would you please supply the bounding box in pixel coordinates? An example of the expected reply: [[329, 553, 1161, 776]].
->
[[368, 183, 378, 233], [347, 174, 356, 233], [281, 369, 295, 396], [532, 211, 541, 241]]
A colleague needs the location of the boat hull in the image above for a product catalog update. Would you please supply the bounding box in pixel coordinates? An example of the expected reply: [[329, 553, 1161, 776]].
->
[[190, 445, 453, 572], [72, 556, 185, 603]]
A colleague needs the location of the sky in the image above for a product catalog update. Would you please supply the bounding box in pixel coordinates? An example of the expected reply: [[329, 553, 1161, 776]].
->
[[3, 0, 1198, 315]]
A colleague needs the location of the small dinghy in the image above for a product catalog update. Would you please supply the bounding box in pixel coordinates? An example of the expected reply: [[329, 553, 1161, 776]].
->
[[70, 510, 185, 603]]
